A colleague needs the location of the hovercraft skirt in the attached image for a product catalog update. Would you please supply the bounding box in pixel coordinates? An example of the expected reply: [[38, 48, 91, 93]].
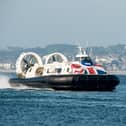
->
[[9, 74, 119, 91]]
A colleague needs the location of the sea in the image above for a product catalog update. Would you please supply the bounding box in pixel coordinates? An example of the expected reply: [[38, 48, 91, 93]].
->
[[0, 72, 126, 126]]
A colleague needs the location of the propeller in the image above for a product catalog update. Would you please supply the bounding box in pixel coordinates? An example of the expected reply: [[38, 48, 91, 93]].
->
[[21, 55, 37, 73], [16, 52, 43, 78]]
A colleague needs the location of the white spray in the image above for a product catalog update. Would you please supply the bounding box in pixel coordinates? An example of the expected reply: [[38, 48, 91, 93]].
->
[[0, 75, 51, 90], [0, 75, 30, 90], [0, 75, 11, 89]]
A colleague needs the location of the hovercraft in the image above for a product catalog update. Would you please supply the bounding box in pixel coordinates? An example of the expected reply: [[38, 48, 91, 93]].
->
[[9, 47, 119, 91]]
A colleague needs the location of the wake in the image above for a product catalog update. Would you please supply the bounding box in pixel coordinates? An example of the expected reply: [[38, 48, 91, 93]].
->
[[0, 75, 11, 89], [0, 75, 54, 91], [0, 75, 32, 90]]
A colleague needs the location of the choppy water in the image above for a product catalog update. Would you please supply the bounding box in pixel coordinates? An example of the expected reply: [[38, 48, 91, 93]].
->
[[0, 72, 126, 126]]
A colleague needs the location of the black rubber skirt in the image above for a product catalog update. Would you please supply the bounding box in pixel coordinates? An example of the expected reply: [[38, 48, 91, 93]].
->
[[9, 74, 120, 91]]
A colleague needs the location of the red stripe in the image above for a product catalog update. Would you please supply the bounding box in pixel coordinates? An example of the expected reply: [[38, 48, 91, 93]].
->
[[74, 69, 84, 74], [87, 67, 96, 74], [71, 64, 81, 69], [71, 63, 84, 74]]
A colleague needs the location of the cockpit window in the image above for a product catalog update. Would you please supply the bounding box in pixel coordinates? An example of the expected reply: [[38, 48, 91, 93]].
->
[[81, 57, 93, 66]]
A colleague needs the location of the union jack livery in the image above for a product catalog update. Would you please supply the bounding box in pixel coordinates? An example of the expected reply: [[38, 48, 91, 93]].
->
[[74, 47, 107, 75]]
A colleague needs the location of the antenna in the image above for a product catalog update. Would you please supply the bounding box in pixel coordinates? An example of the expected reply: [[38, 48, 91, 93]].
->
[[76, 46, 88, 58]]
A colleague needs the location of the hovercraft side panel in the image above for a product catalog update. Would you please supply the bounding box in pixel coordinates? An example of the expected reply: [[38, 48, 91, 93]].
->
[[9, 74, 119, 91]]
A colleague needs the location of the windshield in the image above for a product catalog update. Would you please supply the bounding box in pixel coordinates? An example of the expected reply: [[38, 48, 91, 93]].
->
[[81, 57, 93, 66]]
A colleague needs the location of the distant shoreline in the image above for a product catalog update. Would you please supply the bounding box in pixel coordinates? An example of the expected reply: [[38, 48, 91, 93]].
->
[[0, 69, 15, 73]]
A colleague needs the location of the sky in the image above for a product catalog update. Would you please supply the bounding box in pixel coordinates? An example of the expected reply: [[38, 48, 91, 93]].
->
[[1, 0, 126, 48]]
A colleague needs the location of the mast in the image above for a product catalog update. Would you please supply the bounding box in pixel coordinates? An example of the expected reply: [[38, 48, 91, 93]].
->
[[75, 46, 88, 61]]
